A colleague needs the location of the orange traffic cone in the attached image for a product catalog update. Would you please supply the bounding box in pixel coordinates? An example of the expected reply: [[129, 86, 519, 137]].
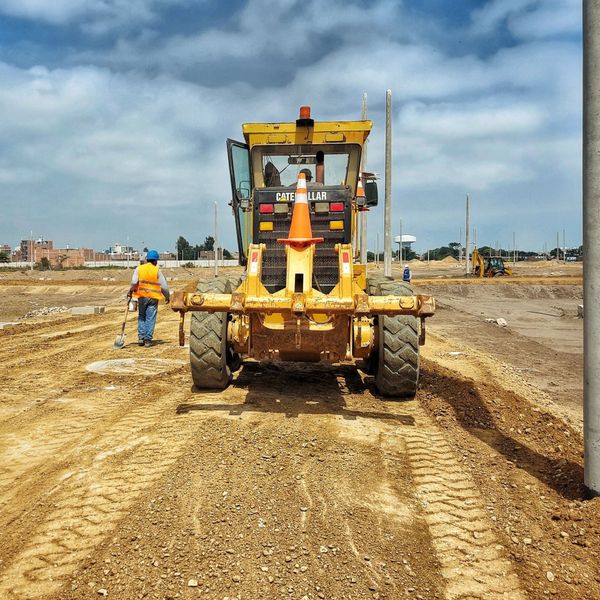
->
[[278, 173, 323, 247], [356, 177, 369, 212]]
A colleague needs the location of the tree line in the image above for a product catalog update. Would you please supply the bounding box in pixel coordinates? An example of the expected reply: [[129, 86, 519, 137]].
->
[[176, 236, 232, 261], [416, 242, 583, 261]]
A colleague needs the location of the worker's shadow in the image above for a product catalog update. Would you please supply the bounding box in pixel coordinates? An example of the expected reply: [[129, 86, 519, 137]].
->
[[421, 361, 585, 500], [176, 361, 415, 425]]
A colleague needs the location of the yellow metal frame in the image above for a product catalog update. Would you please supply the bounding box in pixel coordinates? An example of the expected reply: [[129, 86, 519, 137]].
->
[[172, 243, 434, 319]]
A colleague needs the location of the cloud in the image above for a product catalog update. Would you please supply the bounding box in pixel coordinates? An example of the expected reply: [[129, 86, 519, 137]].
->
[[0, 0, 186, 32], [470, 0, 580, 40], [0, 0, 583, 252]]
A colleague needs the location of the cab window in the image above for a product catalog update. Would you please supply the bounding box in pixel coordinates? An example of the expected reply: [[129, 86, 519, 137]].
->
[[251, 144, 361, 189]]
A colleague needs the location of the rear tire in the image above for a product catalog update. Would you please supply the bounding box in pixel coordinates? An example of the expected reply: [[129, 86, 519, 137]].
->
[[363, 276, 392, 375], [189, 277, 240, 390], [373, 280, 420, 398]]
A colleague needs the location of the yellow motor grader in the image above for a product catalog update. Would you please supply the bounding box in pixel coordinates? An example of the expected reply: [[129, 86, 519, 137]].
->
[[171, 107, 435, 397]]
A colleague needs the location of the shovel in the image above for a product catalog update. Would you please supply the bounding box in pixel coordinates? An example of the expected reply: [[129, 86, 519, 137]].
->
[[113, 301, 131, 349]]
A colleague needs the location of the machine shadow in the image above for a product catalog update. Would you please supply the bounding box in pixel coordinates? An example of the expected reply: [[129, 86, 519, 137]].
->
[[421, 363, 585, 500], [177, 361, 415, 426]]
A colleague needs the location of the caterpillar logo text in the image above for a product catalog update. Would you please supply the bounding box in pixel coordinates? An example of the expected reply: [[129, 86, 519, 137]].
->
[[276, 191, 328, 202]]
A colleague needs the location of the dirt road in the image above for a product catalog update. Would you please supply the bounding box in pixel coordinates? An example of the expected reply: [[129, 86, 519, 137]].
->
[[0, 272, 597, 599]]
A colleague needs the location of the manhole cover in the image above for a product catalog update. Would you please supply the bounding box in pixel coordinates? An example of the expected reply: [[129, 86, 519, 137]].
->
[[86, 358, 185, 375]]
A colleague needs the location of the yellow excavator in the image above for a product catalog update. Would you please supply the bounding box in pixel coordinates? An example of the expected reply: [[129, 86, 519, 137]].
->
[[472, 248, 513, 277], [171, 106, 435, 397]]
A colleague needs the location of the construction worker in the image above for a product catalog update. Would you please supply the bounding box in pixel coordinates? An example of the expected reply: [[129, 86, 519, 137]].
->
[[299, 168, 313, 182], [128, 249, 170, 347], [403, 264, 412, 283]]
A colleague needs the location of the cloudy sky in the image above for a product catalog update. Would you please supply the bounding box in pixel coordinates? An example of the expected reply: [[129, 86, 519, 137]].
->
[[0, 0, 581, 254]]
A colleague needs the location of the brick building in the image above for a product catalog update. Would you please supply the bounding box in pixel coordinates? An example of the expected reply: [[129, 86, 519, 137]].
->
[[18, 239, 88, 268]]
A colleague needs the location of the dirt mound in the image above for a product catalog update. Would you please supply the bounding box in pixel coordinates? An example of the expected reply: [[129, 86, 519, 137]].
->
[[418, 282, 582, 301], [439, 256, 458, 264]]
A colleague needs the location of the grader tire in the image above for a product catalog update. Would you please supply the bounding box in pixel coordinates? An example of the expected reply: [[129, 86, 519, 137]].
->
[[373, 280, 420, 398], [363, 276, 393, 375], [189, 277, 239, 390]]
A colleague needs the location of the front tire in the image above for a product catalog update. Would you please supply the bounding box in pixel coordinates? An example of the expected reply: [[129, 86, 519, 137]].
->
[[373, 281, 420, 398], [189, 277, 238, 390]]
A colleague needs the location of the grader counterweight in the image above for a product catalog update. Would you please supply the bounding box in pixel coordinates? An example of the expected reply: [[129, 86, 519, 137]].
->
[[171, 107, 435, 397]]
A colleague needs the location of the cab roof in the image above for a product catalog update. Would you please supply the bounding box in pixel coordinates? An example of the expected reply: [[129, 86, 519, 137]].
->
[[242, 119, 372, 148]]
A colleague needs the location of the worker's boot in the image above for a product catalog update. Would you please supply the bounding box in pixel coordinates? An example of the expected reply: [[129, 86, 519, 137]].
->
[[138, 339, 144, 346], [144, 340, 152, 347]]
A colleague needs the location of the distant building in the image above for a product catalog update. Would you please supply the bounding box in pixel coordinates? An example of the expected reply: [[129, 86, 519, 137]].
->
[[107, 243, 135, 255], [17, 238, 90, 268], [20, 238, 53, 262], [0, 244, 10, 255]]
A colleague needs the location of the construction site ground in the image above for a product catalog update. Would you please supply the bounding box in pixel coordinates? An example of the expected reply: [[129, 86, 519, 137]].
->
[[0, 260, 597, 600]]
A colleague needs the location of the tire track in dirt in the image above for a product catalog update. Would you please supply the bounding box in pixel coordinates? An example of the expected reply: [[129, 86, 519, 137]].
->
[[0, 320, 148, 509], [384, 405, 525, 600], [0, 385, 193, 599], [331, 365, 525, 600]]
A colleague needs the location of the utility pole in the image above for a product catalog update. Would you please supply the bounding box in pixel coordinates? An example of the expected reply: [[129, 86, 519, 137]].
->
[[29, 230, 33, 271], [556, 231, 560, 260], [563, 228, 567, 263], [513, 231, 516, 265], [465, 194, 471, 275], [584, 0, 600, 497], [214, 201, 219, 277], [399, 219, 403, 264], [360, 92, 368, 265], [384, 89, 392, 277]]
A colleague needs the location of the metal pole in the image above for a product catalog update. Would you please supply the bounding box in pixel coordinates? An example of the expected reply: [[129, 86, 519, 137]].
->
[[465, 194, 471, 274], [214, 201, 219, 277], [384, 90, 393, 277], [30, 230, 33, 271], [513, 231, 516, 265], [557, 231, 560, 260], [459, 227, 462, 264], [427, 249, 430, 265], [584, 0, 600, 496], [399, 219, 403, 264], [563, 228, 567, 263], [360, 92, 368, 265]]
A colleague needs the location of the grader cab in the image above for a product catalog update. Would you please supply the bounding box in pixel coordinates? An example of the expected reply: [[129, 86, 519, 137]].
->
[[171, 107, 435, 397]]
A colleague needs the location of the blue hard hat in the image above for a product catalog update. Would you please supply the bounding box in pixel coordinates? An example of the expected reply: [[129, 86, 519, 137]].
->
[[146, 249, 159, 260]]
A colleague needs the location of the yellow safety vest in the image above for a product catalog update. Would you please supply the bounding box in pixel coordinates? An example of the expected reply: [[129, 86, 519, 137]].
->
[[134, 263, 163, 300]]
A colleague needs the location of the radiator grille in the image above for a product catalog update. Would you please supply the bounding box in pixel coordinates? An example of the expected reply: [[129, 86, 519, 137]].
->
[[259, 209, 345, 293]]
